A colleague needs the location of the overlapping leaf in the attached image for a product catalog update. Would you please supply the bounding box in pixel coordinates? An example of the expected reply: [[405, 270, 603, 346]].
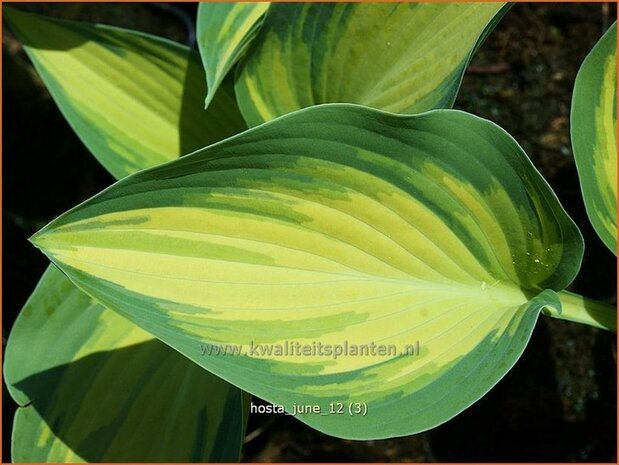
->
[[4, 7, 246, 179], [5, 267, 246, 462], [4, 6, 249, 461], [197, 2, 269, 109], [31, 105, 583, 439], [235, 3, 509, 126], [571, 22, 617, 254]]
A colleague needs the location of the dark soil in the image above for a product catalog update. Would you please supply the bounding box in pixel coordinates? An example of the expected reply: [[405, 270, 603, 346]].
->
[[2, 3, 617, 462]]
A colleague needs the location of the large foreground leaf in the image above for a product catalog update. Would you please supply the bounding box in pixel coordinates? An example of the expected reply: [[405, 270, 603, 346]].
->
[[4, 7, 246, 179], [197, 2, 269, 109], [571, 22, 617, 254], [235, 3, 508, 126], [32, 105, 583, 439], [4, 267, 246, 462]]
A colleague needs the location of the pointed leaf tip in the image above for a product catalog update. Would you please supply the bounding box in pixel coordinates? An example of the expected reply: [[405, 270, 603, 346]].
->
[[34, 105, 583, 439]]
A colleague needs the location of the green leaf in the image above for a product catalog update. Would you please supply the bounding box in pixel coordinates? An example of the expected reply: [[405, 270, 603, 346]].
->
[[31, 104, 583, 439], [197, 2, 269, 109], [235, 3, 509, 126], [571, 22, 617, 254], [3, 6, 246, 179], [4, 266, 246, 462], [4, 8, 250, 459]]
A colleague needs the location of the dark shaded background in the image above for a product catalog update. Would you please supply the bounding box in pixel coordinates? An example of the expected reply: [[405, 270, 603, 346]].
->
[[2, 3, 617, 462]]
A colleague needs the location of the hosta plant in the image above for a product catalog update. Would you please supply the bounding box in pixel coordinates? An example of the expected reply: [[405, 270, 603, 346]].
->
[[3, 3, 616, 462]]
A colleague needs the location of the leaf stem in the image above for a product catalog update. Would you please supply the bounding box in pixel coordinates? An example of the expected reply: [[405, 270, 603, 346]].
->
[[542, 290, 616, 332]]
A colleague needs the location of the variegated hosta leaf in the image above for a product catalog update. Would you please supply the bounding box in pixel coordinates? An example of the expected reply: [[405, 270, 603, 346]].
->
[[4, 267, 246, 462], [235, 3, 509, 126], [31, 105, 583, 439], [4, 6, 246, 179], [4, 8, 249, 459], [571, 22, 617, 254], [197, 2, 269, 109]]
